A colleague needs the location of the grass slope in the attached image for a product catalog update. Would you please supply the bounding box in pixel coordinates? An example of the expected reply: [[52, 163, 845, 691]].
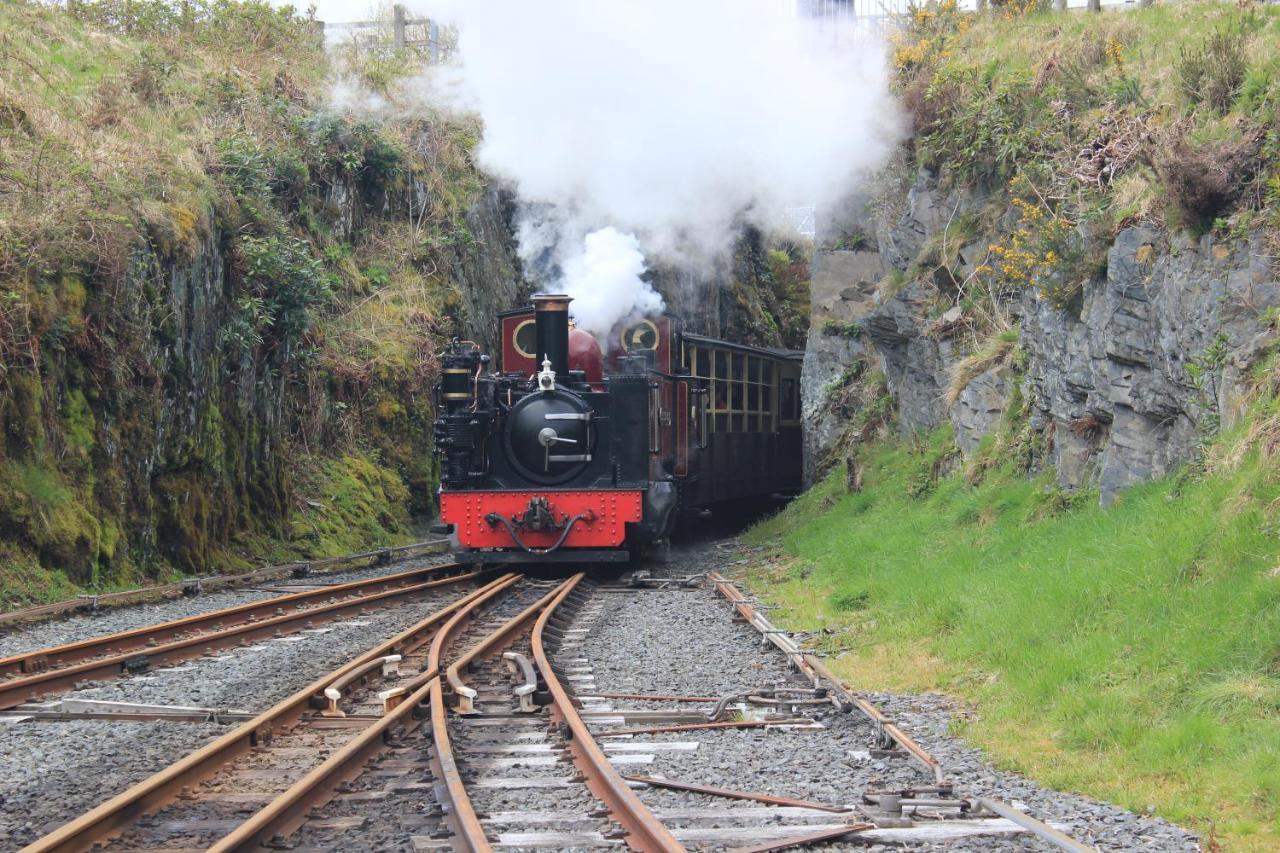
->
[[746, 429, 1280, 850]]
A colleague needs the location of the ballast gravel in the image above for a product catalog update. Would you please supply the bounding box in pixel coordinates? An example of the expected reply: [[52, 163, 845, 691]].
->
[[0, 719, 224, 849], [563, 540, 1201, 852], [0, 581, 472, 848], [0, 551, 450, 658]]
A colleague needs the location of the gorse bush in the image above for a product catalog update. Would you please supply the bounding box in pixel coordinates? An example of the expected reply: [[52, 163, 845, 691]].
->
[[918, 69, 1049, 187], [1176, 28, 1248, 114]]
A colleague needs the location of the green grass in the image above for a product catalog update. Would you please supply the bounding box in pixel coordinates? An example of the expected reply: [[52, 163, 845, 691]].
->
[[745, 430, 1280, 850]]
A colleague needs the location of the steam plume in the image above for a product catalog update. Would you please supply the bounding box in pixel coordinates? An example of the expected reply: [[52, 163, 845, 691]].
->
[[405, 0, 903, 334]]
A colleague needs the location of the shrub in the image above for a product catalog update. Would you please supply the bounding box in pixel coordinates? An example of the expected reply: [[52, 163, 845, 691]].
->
[[1176, 28, 1248, 115], [1151, 127, 1264, 228]]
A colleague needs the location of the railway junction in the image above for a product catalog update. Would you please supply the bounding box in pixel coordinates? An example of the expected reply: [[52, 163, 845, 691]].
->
[[0, 543, 1196, 852]]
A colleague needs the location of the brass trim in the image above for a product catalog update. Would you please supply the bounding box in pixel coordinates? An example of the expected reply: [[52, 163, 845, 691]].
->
[[512, 318, 537, 359], [532, 294, 572, 312], [620, 318, 660, 351]]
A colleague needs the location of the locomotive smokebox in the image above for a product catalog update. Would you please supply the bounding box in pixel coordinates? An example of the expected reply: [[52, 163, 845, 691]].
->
[[533, 294, 572, 379]]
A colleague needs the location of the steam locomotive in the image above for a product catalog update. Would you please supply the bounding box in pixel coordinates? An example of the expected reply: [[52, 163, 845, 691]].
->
[[433, 295, 802, 564]]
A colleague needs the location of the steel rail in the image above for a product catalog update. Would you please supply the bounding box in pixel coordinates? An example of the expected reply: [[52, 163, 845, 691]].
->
[[0, 566, 473, 711], [0, 539, 449, 627], [707, 572, 947, 787], [205, 574, 526, 853], [971, 798, 1099, 853], [531, 573, 687, 853], [707, 574, 1099, 853], [20, 573, 507, 853], [426, 575, 558, 852], [0, 561, 466, 681]]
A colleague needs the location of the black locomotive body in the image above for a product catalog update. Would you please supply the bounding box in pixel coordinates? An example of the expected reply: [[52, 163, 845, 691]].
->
[[434, 295, 802, 564]]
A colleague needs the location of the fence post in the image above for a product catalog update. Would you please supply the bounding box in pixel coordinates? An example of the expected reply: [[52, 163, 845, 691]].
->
[[1055, 0, 1066, 11], [393, 4, 406, 50], [429, 20, 440, 64], [1087, 0, 1101, 11]]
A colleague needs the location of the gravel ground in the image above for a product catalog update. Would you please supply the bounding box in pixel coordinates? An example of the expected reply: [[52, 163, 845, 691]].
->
[[563, 538, 1201, 852], [0, 719, 225, 849], [0, 551, 451, 658], [0, 580, 474, 849]]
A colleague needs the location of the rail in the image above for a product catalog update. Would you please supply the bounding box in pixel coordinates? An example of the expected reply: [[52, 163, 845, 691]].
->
[[707, 572, 1097, 853], [707, 571, 946, 787], [0, 562, 473, 711], [21, 573, 510, 853], [205, 575, 522, 852], [427, 575, 557, 851], [0, 539, 449, 627], [531, 573, 686, 852]]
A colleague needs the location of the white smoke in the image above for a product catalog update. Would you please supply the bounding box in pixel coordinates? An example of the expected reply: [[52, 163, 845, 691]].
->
[[380, 0, 903, 335], [561, 228, 663, 338]]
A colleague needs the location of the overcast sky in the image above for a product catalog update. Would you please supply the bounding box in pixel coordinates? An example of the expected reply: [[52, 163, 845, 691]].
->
[[289, 0, 381, 25]]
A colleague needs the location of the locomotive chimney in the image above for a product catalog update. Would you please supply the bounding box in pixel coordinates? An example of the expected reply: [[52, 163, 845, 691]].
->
[[532, 294, 572, 380]]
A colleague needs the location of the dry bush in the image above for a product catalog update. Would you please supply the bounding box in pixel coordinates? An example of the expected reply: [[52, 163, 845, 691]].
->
[[1069, 413, 1105, 442], [901, 70, 962, 138], [1149, 124, 1264, 227]]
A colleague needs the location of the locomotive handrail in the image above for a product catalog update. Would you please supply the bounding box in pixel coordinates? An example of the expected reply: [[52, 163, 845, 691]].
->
[[649, 381, 662, 453]]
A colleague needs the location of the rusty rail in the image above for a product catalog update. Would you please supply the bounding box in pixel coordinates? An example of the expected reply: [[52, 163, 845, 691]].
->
[[205, 574, 524, 853], [428, 577, 571, 852], [21, 573, 508, 853], [0, 539, 449, 627], [0, 563, 474, 711], [531, 574, 686, 853], [707, 572, 947, 787], [707, 573, 1098, 853]]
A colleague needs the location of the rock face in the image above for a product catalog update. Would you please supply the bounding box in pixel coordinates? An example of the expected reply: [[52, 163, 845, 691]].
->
[[0, 125, 529, 586], [1023, 227, 1279, 503], [804, 171, 1280, 503], [802, 249, 881, 484]]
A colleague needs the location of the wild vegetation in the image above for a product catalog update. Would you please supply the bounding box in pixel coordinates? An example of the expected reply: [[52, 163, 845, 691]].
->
[[753, 3, 1280, 848], [0, 0, 484, 604], [872, 0, 1280, 387]]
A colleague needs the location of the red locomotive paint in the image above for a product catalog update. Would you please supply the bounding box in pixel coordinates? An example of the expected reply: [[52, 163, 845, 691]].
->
[[441, 490, 644, 549], [569, 327, 604, 386]]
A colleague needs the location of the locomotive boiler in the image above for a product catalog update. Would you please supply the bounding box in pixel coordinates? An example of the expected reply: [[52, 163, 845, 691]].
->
[[433, 295, 803, 564]]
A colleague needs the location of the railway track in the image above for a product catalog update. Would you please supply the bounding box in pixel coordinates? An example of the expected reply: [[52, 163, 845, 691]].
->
[[20, 573, 510, 852], [0, 541, 449, 628], [0, 561, 475, 712], [17, 564, 1104, 852]]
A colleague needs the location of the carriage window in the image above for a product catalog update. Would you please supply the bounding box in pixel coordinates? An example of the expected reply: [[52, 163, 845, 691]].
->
[[763, 362, 773, 383], [780, 377, 800, 423], [748, 357, 760, 383], [714, 350, 728, 382], [695, 348, 710, 379]]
